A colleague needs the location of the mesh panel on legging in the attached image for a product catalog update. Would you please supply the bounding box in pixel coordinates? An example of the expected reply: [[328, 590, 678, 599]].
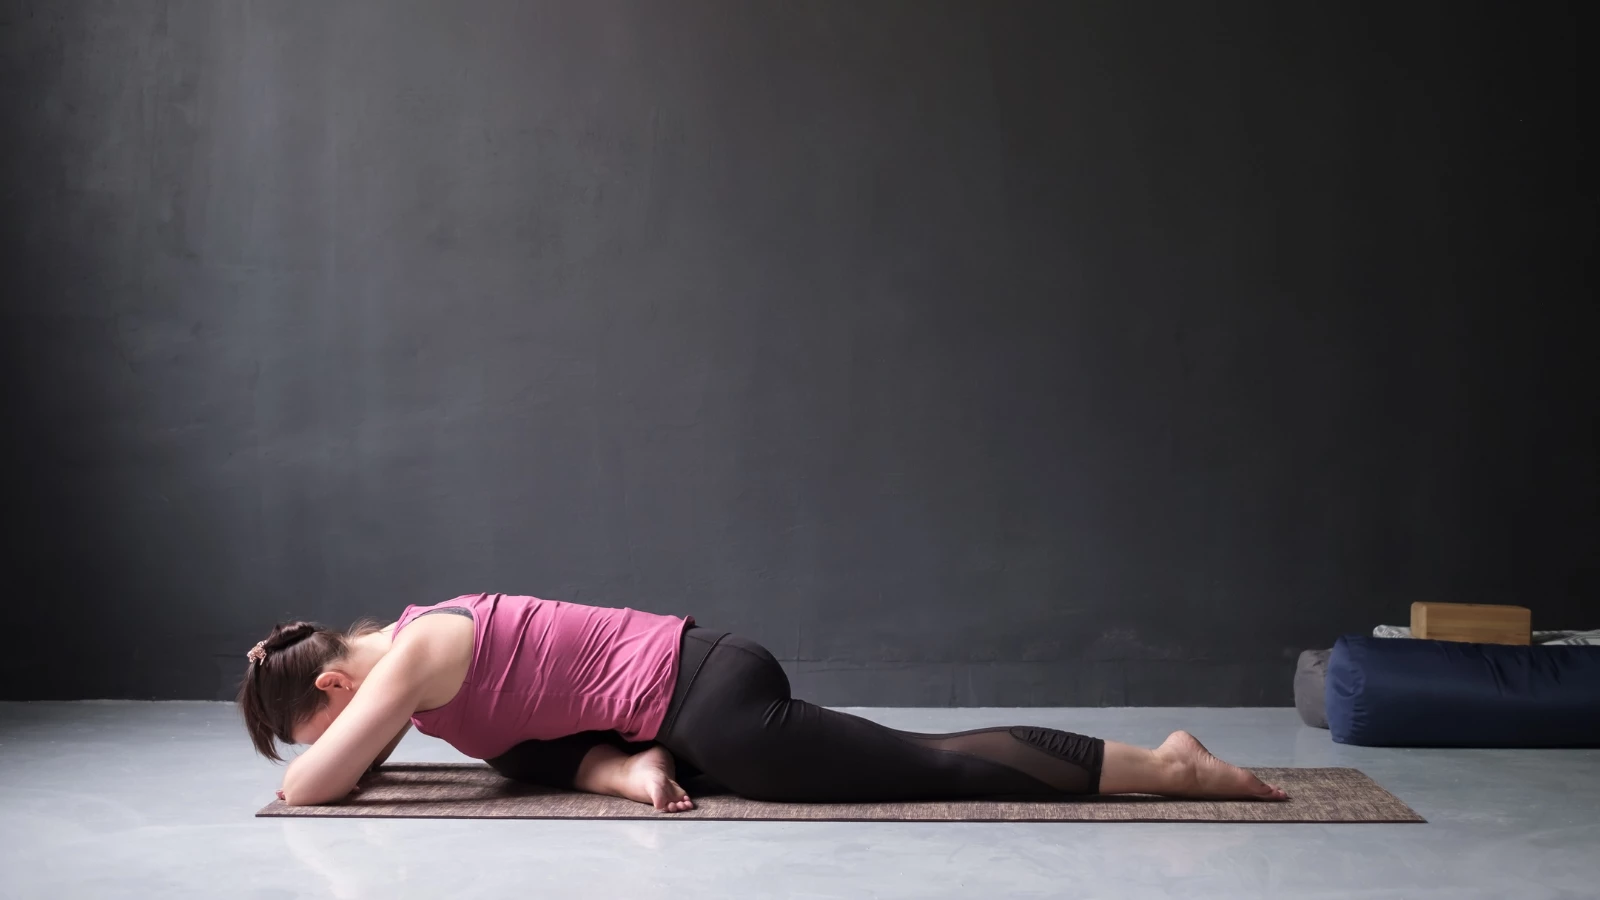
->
[[892, 726, 1104, 794]]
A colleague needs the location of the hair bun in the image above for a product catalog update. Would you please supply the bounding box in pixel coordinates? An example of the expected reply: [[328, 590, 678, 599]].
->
[[263, 621, 319, 652]]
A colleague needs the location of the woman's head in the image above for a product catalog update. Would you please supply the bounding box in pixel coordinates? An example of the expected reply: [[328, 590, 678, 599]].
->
[[237, 619, 382, 761]]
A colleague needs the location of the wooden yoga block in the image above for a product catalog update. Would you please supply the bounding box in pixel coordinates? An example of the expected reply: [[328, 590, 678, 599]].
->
[[1410, 602, 1532, 645]]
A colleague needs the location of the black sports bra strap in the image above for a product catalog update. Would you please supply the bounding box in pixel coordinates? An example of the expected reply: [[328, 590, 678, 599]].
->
[[414, 606, 474, 621]]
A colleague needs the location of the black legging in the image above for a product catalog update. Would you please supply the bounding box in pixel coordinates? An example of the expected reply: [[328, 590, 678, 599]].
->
[[487, 627, 1104, 802]]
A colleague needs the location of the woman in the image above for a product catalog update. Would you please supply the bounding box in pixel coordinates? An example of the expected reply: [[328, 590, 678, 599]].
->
[[240, 593, 1288, 810]]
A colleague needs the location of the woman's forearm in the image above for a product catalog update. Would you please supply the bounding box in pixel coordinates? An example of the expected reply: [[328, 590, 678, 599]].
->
[[282, 752, 362, 806]]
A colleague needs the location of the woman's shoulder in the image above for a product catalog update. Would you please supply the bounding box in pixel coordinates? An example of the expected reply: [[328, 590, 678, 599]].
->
[[387, 605, 476, 705]]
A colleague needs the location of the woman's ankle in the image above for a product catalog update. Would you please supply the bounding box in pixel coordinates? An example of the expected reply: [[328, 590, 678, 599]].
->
[[1151, 741, 1194, 793], [1098, 742, 1180, 794]]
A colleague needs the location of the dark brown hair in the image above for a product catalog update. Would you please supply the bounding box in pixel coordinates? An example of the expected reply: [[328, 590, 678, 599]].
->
[[236, 619, 384, 762]]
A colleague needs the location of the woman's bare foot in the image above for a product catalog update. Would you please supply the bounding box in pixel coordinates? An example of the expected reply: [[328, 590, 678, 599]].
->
[[619, 745, 695, 813], [1155, 731, 1288, 801]]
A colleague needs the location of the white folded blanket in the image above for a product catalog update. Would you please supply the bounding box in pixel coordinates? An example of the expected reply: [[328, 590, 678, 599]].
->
[[1372, 625, 1600, 645]]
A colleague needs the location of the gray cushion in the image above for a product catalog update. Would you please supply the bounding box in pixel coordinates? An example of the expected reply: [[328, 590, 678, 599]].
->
[[1295, 649, 1332, 729]]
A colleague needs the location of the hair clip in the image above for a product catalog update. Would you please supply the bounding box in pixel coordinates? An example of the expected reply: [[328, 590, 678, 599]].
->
[[247, 641, 268, 665]]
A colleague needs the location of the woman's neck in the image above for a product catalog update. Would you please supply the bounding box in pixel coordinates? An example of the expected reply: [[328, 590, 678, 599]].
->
[[340, 630, 393, 684]]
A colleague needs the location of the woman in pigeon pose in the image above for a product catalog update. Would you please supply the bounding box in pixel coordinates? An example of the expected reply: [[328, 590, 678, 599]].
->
[[240, 593, 1287, 810]]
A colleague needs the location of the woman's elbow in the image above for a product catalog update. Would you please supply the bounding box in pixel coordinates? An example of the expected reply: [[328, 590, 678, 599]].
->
[[279, 783, 318, 807], [281, 784, 345, 807], [280, 771, 353, 807]]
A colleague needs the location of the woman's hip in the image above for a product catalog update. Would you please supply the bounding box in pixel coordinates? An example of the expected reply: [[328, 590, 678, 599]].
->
[[655, 628, 789, 747]]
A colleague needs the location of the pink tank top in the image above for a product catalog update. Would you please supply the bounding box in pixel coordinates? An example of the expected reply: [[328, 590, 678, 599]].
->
[[392, 594, 693, 759]]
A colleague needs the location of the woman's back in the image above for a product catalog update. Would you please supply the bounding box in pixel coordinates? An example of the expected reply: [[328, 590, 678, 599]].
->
[[394, 594, 691, 759]]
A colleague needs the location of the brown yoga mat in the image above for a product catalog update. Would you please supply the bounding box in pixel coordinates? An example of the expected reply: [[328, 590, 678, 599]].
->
[[256, 764, 1423, 823]]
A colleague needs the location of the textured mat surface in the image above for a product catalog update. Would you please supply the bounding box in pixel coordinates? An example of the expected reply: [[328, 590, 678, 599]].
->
[[256, 764, 1424, 822]]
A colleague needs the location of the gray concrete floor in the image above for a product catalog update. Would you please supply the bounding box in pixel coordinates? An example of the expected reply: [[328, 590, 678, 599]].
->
[[1, 703, 1596, 899]]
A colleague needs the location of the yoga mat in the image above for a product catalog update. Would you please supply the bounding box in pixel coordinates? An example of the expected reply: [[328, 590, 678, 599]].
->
[[256, 764, 1423, 823]]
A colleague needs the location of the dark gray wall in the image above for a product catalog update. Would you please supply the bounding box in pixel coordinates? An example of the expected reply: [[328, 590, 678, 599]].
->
[[3, 1, 1590, 704]]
